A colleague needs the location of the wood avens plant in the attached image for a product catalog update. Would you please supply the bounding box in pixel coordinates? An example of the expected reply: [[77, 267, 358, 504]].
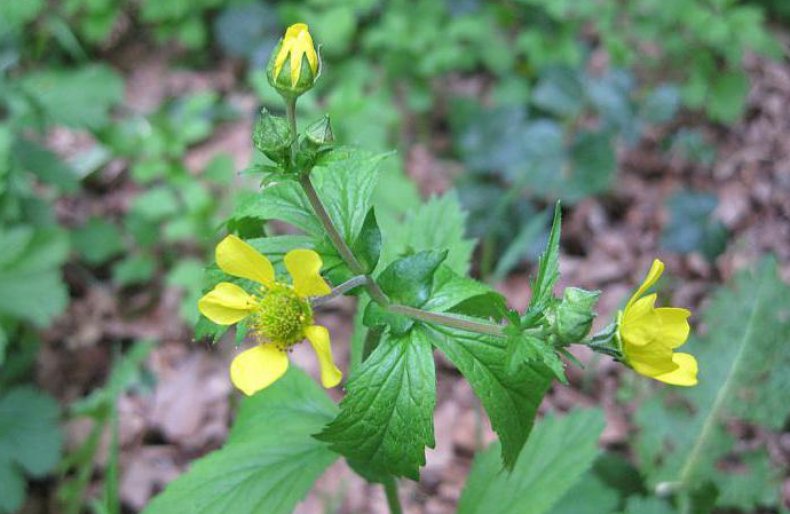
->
[[148, 23, 698, 514]]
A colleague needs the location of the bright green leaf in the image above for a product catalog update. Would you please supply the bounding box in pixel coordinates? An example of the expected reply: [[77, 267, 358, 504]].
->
[[425, 325, 554, 470], [316, 329, 436, 480]]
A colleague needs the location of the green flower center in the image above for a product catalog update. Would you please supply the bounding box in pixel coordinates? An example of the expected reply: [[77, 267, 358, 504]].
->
[[250, 285, 312, 348]]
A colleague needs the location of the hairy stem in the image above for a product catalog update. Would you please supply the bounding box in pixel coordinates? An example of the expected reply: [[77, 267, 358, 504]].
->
[[382, 476, 403, 514], [387, 304, 506, 337], [298, 173, 390, 306], [310, 275, 368, 307]]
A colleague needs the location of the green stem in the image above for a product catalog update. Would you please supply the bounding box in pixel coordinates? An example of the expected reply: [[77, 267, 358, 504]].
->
[[311, 275, 368, 307], [388, 304, 506, 337], [382, 476, 403, 514], [285, 96, 298, 163], [298, 173, 390, 306]]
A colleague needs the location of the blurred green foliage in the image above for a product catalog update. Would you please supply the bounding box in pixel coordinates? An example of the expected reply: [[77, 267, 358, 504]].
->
[[0, 0, 786, 511]]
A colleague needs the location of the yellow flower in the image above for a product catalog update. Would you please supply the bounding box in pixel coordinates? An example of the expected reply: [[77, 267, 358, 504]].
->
[[617, 259, 698, 386], [198, 235, 342, 395], [268, 23, 319, 95]]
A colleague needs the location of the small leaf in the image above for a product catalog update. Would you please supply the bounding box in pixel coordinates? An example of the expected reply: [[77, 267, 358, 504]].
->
[[423, 266, 507, 320], [0, 387, 62, 514], [352, 208, 382, 274], [316, 329, 436, 480], [528, 202, 562, 312], [376, 250, 447, 307], [532, 67, 586, 118], [71, 218, 124, 265]]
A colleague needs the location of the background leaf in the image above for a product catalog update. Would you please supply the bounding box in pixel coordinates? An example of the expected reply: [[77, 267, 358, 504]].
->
[[0, 387, 62, 514], [634, 258, 790, 509], [144, 368, 339, 514], [457, 409, 605, 514]]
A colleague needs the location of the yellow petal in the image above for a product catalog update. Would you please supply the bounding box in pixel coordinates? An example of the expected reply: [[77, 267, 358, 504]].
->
[[198, 282, 255, 325], [284, 249, 331, 297], [625, 259, 664, 310], [230, 344, 289, 396], [653, 352, 698, 386], [624, 340, 678, 377], [621, 298, 691, 349], [654, 307, 691, 349], [216, 235, 275, 288], [305, 325, 342, 388]]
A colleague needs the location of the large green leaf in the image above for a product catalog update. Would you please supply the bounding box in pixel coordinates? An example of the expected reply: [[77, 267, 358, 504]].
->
[[0, 387, 62, 514], [634, 258, 790, 509], [144, 369, 339, 514], [379, 191, 476, 275], [425, 325, 554, 470], [316, 329, 436, 480], [458, 409, 605, 514]]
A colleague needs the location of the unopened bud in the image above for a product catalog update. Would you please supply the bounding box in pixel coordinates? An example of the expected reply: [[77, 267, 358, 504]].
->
[[252, 109, 291, 163], [266, 23, 320, 98]]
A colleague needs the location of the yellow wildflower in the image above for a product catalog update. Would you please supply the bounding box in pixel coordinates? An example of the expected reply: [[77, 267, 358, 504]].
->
[[198, 235, 342, 395], [268, 23, 319, 95], [618, 259, 698, 386]]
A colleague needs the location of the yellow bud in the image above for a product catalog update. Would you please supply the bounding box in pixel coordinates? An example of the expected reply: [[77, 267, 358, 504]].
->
[[267, 23, 320, 98]]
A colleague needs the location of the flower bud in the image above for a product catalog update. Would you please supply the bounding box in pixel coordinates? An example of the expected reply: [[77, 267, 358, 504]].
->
[[252, 109, 292, 163], [554, 287, 600, 344], [305, 115, 334, 147], [266, 23, 320, 98]]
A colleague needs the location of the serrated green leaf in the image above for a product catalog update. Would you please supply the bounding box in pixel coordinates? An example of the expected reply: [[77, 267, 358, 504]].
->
[[380, 191, 476, 275], [528, 202, 562, 312], [316, 329, 436, 480], [0, 387, 62, 514], [458, 409, 605, 514], [634, 258, 790, 509], [376, 250, 447, 307], [424, 266, 507, 320], [505, 333, 566, 383], [425, 325, 553, 470], [144, 369, 338, 514]]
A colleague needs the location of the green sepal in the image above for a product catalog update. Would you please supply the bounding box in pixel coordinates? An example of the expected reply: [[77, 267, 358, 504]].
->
[[376, 250, 447, 307], [252, 108, 292, 165], [553, 287, 600, 344]]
